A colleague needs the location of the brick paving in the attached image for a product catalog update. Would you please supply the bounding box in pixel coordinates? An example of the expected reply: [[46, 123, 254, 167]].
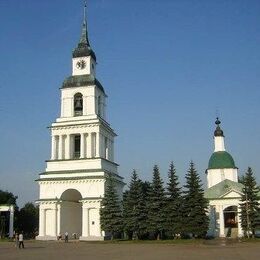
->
[[0, 239, 259, 260]]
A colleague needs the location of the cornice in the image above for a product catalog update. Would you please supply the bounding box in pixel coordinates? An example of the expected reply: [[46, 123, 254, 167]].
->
[[36, 176, 105, 184], [39, 168, 106, 175], [49, 118, 117, 136], [45, 157, 120, 167]]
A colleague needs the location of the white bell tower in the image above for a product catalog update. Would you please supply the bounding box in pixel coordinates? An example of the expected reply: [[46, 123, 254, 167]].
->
[[36, 4, 124, 241], [206, 118, 238, 188]]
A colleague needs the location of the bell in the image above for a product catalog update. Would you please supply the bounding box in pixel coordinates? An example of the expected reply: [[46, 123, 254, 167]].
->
[[75, 99, 82, 110]]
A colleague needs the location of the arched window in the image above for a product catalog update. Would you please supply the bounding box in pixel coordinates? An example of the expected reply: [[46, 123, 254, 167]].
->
[[74, 93, 83, 116]]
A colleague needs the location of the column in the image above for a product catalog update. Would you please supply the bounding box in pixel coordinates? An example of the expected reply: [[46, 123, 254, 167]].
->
[[71, 97, 74, 117], [105, 137, 108, 160], [51, 135, 56, 160], [111, 140, 114, 161], [57, 204, 61, 236], [81, 205, 89, 238], [219, 206, 225, 237], [8, 205, 14, 238], [53, 206, 57, 238], [237, 206, 243, 237], [83, 95, 87, 115], [99, 133, 103, 158], [96, 132, 100, 157], [65, 134, 71, 159], [91, 133, 96, 158], [39, 208, 46, 237], [107, 139, 111, 160], [55, 136, 59, 159], [58, 135, 63, 159], [80, 133, 85, 158], [87, 133, 92, 158]]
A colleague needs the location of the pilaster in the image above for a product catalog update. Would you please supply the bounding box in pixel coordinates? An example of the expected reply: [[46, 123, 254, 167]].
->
[[81, 206, 89, 237], [39, 208, 46, 237], [51, 136, 56, 160]]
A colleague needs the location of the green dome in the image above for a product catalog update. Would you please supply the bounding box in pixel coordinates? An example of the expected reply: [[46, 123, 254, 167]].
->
[[208, 151, 236, 169]]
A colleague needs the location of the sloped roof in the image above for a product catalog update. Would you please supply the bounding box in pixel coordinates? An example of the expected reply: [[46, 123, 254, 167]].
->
[[62, 74, 105, 94], [205, 179, 243, 199]]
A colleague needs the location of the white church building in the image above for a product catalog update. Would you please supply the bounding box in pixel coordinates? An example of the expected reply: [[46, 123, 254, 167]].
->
[[205, 118, 244, 238], [34, 3, 259, 241], [36, 6, 124, 241]]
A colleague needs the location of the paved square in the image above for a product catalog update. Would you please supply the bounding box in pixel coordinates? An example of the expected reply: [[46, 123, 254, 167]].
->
[[0, 240, 260, 260]]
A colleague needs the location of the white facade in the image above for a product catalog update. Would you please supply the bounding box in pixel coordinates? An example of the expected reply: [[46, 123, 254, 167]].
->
[[207, 188, 244, 238], [205, 119, 242, 238], [36, 12, 124, 241], [207, 168, 238, 189]]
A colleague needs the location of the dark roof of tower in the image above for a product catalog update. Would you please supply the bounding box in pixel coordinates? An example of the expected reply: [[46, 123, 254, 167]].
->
[[214, 117, 224, 137], [61, 75, 105, 94], [72, 7, 96, 61]]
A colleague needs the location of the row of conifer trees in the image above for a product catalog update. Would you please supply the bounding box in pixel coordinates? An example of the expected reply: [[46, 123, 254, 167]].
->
[[239, 167, 260, 237], [100, 162, 209, 240]]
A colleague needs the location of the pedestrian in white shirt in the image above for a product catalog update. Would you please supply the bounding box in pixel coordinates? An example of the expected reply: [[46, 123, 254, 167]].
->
[[18, 232, 24, 249]]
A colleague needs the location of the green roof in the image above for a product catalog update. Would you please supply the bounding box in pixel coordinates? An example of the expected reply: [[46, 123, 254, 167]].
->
[[208, 151, 236, 169], [62, 75, 105, 94], [204, 179, 243, 199]]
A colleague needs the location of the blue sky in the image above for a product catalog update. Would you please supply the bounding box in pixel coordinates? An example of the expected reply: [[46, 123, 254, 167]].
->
[[0, 0, 259, 207]]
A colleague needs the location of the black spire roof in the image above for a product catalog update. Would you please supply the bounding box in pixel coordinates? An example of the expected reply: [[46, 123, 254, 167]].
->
[[214, 117, 224, 137], [72, 4, 96, 61]]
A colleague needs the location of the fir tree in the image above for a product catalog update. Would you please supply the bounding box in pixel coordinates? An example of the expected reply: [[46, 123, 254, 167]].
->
[[182, 161, 209, 238], [147, 165, 166, 240], [239, 167, 260, 237], [165, 162, 183, 237], [100, 176, 123, 239], [122, 190, 131, 238], [238, 175, 245, 184], [122, 170, 148, 239]]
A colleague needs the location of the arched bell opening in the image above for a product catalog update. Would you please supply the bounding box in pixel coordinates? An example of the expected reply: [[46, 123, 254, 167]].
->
[[74, 93, 83, 116], [224, 206, 238, 238], [59, 189, 82, 239]]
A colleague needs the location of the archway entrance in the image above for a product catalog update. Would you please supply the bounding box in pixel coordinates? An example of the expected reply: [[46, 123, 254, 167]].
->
[[60, 189, 82, 239], [224, 206, 238, 238]]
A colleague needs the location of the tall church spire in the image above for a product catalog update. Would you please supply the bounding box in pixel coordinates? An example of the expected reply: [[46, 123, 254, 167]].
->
[[72, 1, 96, 60], [80, 1, 90, 45]]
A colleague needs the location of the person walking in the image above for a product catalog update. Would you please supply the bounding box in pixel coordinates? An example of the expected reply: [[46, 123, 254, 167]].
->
[[64, 231, 69, 243], [18, 232, 24, 249], [14, 232, 19, 248]]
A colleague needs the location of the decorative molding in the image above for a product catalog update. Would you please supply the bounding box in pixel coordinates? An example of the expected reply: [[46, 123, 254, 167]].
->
[[39, 168, 108, 175], [37, 176, 105, 184]]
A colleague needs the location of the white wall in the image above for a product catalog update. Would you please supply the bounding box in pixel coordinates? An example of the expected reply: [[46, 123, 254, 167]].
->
[[207, 168, 238, 188]]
